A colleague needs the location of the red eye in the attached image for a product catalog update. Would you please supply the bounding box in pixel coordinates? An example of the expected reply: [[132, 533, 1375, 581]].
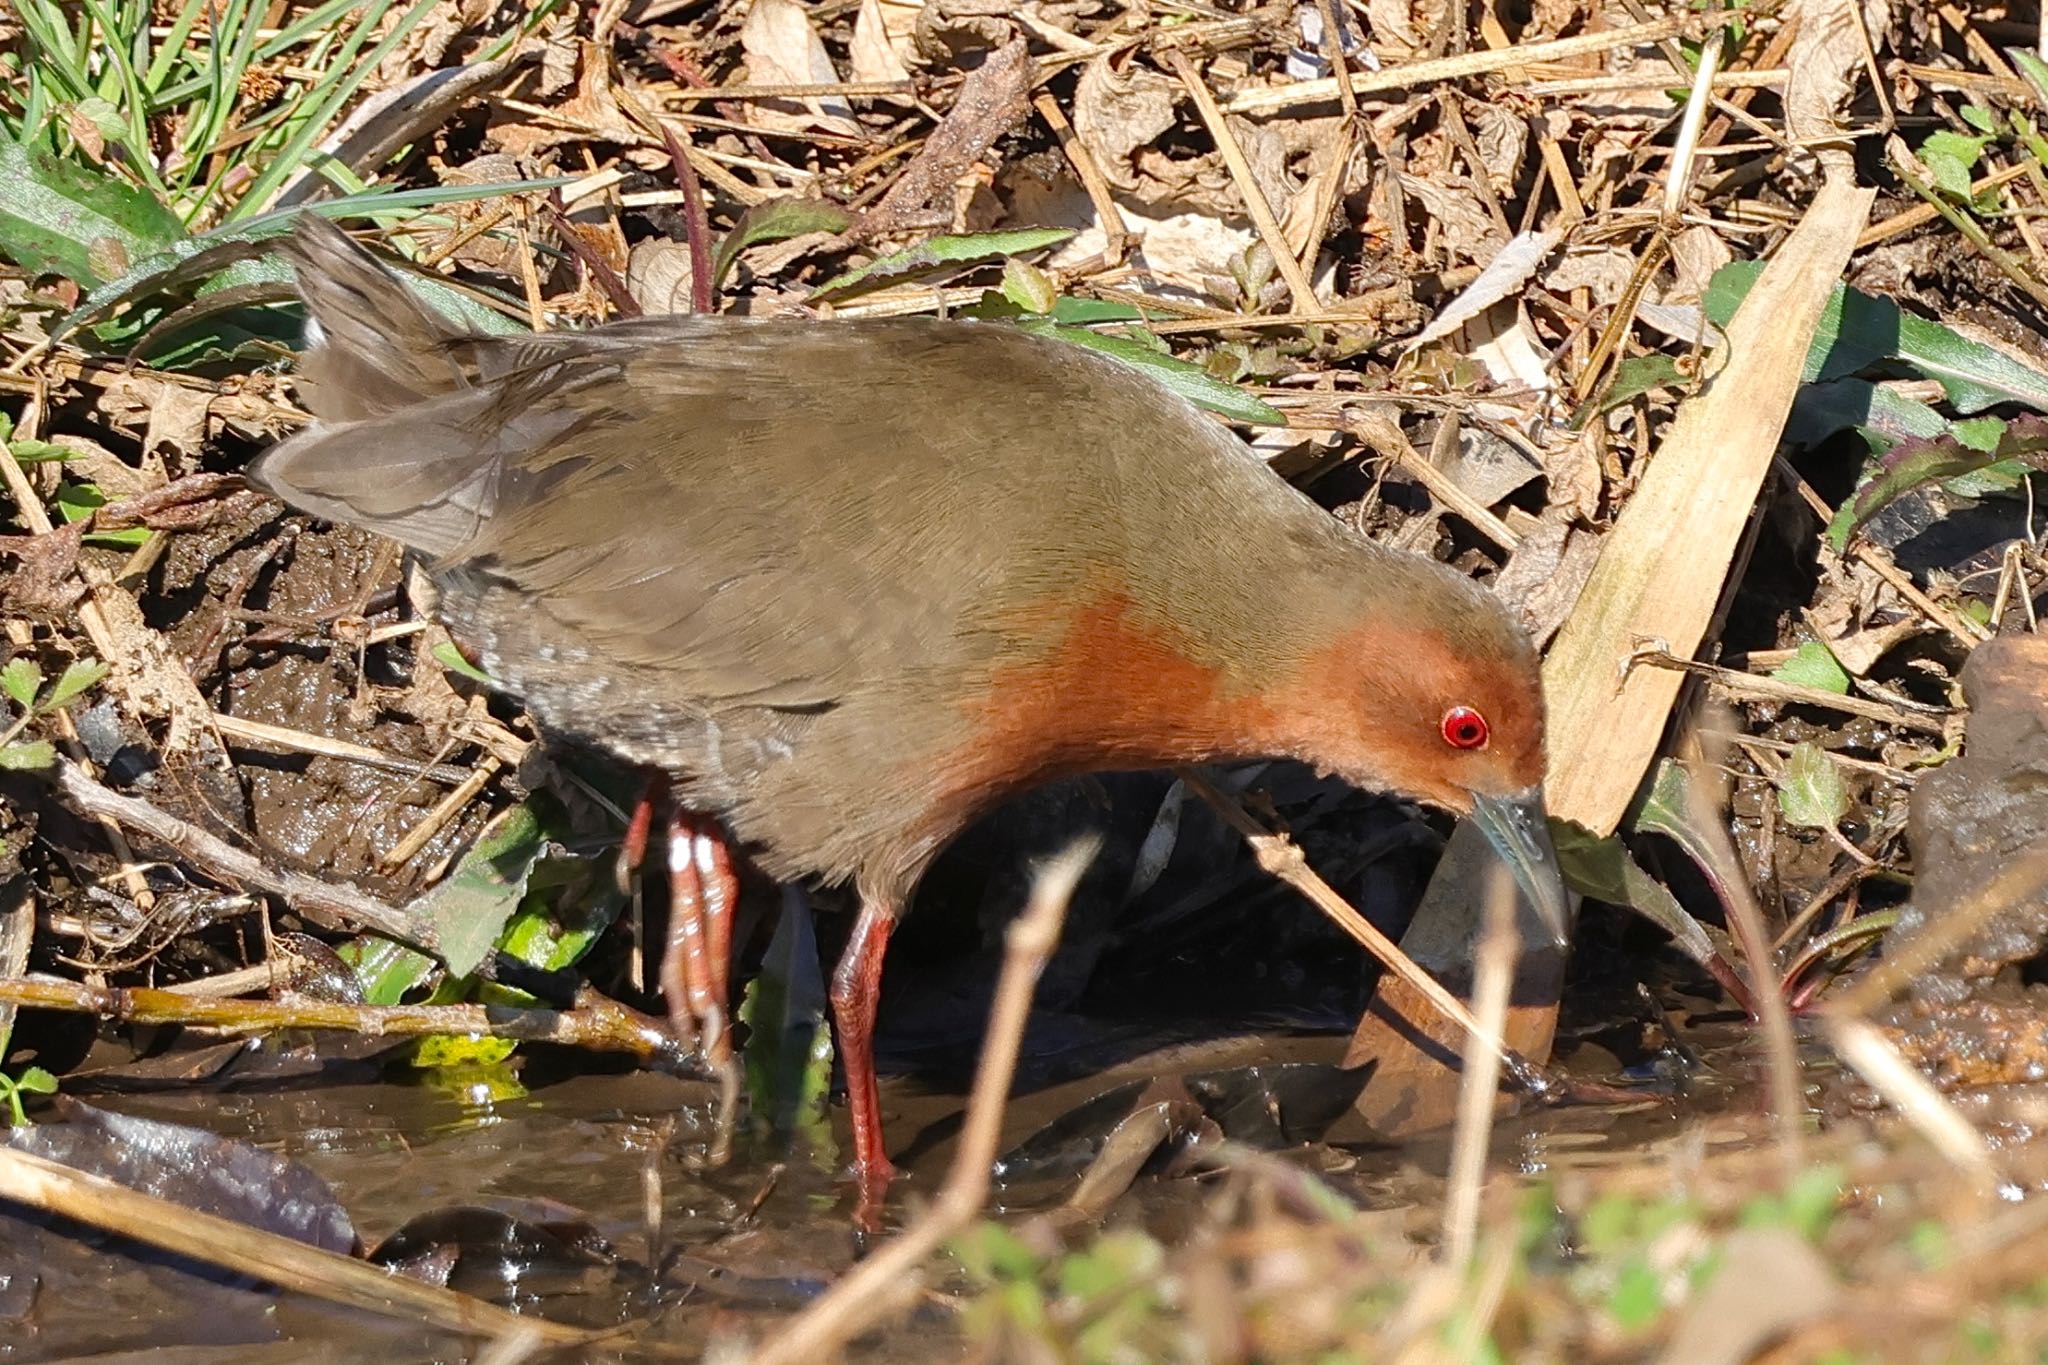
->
[[1441, 706, 1489, 750]]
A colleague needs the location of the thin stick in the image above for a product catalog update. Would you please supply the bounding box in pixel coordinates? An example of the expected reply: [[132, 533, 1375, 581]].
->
[[1176, 769, 1546, 1091], [0, 974, 691, 1069], [1662, 26, 1724, 226], [0, 1146, 593, 1346], [1221, 15, 1703, 113], [212, 712, 485, 785], [1626, 648, 1949, 733], [1310, 0, 1358, 117], [54, 762, 437, 951], [1441, 867, 1520, 1269], [1162, 47, 1321, 311], [1034, 92, 1131, 264], [751, 841, 1098, 1365], [1826, 1017, 1998, 1185]]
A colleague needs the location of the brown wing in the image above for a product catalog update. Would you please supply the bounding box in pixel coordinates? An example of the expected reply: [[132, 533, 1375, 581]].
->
[[249, 224, 1159, 710]]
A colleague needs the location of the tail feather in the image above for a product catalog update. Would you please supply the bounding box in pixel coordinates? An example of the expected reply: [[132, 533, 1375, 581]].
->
[[281, 216, 470, 422]]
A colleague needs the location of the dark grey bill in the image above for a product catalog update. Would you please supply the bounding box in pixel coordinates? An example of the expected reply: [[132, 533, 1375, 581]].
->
[[1469, 786, 1571, 949]]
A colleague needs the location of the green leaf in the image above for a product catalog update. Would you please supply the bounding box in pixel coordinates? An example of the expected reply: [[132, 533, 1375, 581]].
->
[[0, 132, 186, 287], [2015, 48, 2048, 108], [4, 437, 77, 464], [338, 934, 437, 1006], [1918, 129, 1987, 199], [710, 196, 852, 288], [1960, 105, 1998, 134], [1778, 742, 1849, 831], [0, 659, 42, 710], [0, 741, 57, 772], [812, 227, 1075, 297], [405, 800, 551, 978], [409, 1031, 518, 1069], [1600, 354, 1686, 412], [1770, 641, 1851, 695], [431, 639, 495, 685], [12, 1066, 57, 1096], [999, 257, 1057, 315], [739, 889, 834, 1149], [1705, 262, 2048, 413], [1012, 318, 1286, 425], [39, 658, 106, 712], [1828, 412, 2048, 549], [496, 855, 623, 974], [1552, 822, 1722, 972]]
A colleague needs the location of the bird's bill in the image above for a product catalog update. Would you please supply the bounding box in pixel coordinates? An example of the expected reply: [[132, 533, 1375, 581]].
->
[[1468, 786, 1571, 949]]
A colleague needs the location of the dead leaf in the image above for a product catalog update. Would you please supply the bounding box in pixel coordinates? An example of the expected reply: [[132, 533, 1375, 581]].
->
[[741, 0, 860, 137], [1667, 224, 1734, 303], [627, 237, 698, 315], [1783, 0, 1879, 164], [1073, 57, 1180, 193], [851, 0, 913, 86]]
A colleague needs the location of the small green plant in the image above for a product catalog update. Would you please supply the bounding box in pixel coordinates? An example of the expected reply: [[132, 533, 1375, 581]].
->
[[0, 1065, 58, 1125], [0, 651, 108, 771]]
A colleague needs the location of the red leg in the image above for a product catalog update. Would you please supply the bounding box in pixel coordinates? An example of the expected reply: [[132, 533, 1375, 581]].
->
[[660, 808, 738, 1068], [830, 899, 899, 1231], [616, 774, 666, 894]]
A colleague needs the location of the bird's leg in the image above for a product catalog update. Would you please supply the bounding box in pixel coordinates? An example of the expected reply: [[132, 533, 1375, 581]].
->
[[830, 899, 899, 1232], [659, 807, 741, 1163], [661, 808, 738, 1068], [615, 772, 667, 894]]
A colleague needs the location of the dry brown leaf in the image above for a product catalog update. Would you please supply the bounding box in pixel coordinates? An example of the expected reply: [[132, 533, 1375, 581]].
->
[[1667, 224, 1734, 303], [1495, 514, 1599, 648], [1784, 0, 1880, 161], [1073, 57, 1180, 193], [851, 0, 914, 85], [626, 237, 698, 315], [741, 0, 859, 137]]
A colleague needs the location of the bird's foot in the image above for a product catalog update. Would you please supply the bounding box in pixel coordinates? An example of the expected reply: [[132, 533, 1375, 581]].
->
[[654, 802, 741, 1164], [851, 1154, 900, 1241]]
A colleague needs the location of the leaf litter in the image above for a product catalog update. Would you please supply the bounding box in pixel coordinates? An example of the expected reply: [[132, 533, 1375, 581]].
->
[[0, 0, 2047, 1358]]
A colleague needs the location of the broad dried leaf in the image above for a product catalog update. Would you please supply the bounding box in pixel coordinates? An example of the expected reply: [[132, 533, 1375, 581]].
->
[[741, 0, 860, 137]]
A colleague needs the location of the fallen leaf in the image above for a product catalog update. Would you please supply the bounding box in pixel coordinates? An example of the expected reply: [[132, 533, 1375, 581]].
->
[[742, 0, 860, 137], [850, 0, 913, 86]]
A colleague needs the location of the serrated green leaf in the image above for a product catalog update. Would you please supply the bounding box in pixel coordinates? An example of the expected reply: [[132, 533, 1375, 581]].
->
[[1919, 130, 1987, 199], [0, 659, 42, 710], [39, 658, 106, 712], [0, 741, 56, 772], [1012, 318, 1285, 425], [1706, 262, 2048, 413], [1778, 742, 1849, 831], [1771, 640, 1851, 694], [710, 196, 852, 288], [431, 639, 495, 685], [0, 132, 186, 287], [813, 227, 1075, 297], [12, 1066, 57, 1095]]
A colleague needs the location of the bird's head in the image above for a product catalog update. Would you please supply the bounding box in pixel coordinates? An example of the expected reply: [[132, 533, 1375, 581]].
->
[[1280, 557, 1567, 941]]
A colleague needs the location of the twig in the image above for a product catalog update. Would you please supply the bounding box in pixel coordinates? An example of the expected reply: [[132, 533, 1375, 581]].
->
[[0, 1146, 593, 1346], [1162, 47, 1321, 311], [1220, 16, 1704, 113], [1441, 867, 1520, 1269], [1826, 1017, 1999, 1185], [211, 712, 483, 785], [52, 762, 438, 951], [1626, 648, 1949, 733], [0, 974, 692, 1070], [1033, 92, 1131, 265], [1176, 769, 1550, 1095], [751, 841, 1098, 1365]]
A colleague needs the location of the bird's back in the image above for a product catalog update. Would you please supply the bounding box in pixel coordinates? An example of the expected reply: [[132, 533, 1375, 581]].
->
[[250, 222, 1347, 890]]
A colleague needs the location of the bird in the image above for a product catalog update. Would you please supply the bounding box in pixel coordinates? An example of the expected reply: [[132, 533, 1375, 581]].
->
[[248, 217, 1565, 1230]]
